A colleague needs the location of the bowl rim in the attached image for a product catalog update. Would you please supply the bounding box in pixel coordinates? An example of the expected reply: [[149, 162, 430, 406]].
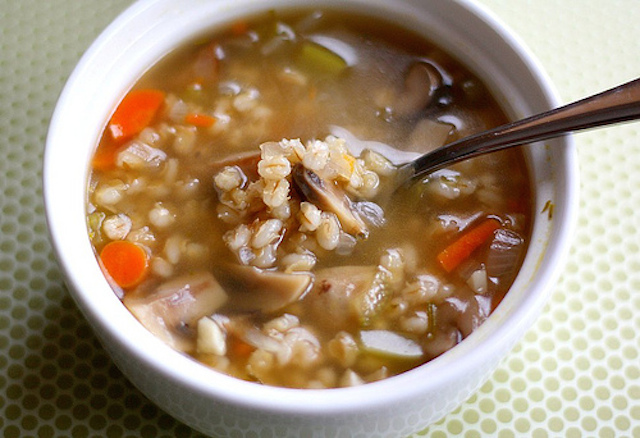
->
[[43, 0, 579, 417]]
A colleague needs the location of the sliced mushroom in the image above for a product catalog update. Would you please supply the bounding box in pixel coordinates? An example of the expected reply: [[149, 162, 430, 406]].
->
[[218, 265, 313, 313], [359, 330, 424, 360], [292, 163, 368, 238], [406, 118, 454, 153], [394, 61, 443, 117], [124, 272, 228, 352]]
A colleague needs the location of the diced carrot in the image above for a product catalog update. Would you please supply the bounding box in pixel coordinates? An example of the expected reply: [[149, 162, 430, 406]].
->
[[108, 89, 165, 143], [437, 218, 501, 273], [230, 338, 254, 359], [99, 240, 149, 289], [91, 140, 122, 172], [185, 112, 217, 128]]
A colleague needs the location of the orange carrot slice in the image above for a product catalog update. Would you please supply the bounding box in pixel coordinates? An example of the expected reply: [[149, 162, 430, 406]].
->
[[231, 338, 254, 359], [437, 218, 501, 273], [108, 89, 165, 143], [99, 240, 149, 289], [91, 138, 122, 172], [185, 112, 217, 128]]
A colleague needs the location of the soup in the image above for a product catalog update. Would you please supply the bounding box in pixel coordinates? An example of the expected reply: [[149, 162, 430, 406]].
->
[[86, 9, 532, 388]]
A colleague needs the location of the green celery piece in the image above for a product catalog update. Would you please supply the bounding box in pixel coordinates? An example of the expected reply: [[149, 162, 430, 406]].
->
[[426, 302, 436, 334], [87, 211, 106, 243], [299, 41, 347, 75], [355, 272, 390, 327]]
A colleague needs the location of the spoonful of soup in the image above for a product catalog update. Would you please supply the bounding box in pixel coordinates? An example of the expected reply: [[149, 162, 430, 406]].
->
[[389, 77, 640, 184], [293, 78, 640, 225]]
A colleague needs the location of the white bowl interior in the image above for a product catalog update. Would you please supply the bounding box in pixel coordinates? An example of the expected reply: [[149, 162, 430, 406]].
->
[[44, 0, 578, 435]]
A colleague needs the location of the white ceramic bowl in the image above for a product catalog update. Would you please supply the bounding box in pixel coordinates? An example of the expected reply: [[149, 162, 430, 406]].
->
[[44, 0, 578, 436]]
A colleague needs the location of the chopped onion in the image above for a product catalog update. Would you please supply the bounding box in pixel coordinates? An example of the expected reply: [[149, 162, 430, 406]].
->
[[474, 294, 492, 319], [197, 317, 227, 355], [240, 325, 282, 353], [486, 228, 524, 279], [167, 98, 189, 123], [466, 268, 488, 294]]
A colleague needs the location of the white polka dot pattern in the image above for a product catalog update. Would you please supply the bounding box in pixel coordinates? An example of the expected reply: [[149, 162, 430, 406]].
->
[[0, 0, 638, 436]]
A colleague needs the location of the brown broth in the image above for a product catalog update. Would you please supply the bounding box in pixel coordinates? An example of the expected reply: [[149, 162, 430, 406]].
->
[[87, 9, 532, 388]]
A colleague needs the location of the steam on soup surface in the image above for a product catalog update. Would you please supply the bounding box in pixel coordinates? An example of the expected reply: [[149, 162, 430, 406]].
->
[[87, 9, 532, 388]]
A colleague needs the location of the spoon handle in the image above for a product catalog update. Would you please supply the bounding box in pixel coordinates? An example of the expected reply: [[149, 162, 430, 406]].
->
[[406, 77, 640, 179]]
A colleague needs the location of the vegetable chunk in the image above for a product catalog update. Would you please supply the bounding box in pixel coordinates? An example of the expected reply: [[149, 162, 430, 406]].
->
[[124, 272, 228, 351], [108, 89, 165, 142], [99, 240, 149, 288], [303, 266, 378, 330], [437, 218, 501, 273], [220, 265, 313, 313], [360, 330, 423, 359]]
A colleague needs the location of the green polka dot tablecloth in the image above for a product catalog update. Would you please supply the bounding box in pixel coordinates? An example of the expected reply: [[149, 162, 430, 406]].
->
[[1, 0, 639, 437]]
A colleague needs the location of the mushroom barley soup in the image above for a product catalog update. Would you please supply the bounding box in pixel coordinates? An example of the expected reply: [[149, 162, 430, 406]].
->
[[87, 10, 532, 388]]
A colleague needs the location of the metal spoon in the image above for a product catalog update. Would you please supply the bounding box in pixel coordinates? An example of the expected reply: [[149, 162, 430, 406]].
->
[[396, 77, 640, 184]]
